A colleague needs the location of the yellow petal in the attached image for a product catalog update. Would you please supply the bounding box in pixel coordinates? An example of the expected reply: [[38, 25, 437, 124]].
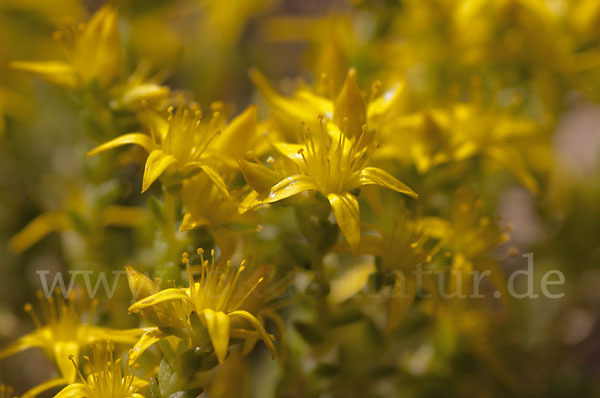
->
[[358, 167, 418, 198], [367, 82, 404, 120], [417, 217, 452, 240], [485, 145, 539, 194], [119, 83, 170, 109], [329, 261, 375, 304], [238, 191, 263, 213], [86, 326, 147, 345], [216, 105, 257, 161], [101, 206, 146, 227], [388, 277, 416, 331], [264, 175, 317, 203], [142, 149, 177, 192], [198, 163, 230, 200], [8, 212, 70, 253], [228, 310, 276, 359], [128, 288, 190, 313], [78, 4, 120, 87], [54, 341, 79, 382], [87, 133, 154, 156], [128, 328, 168, 366], [27, 379, 74, 398], [327, 193, 360, 257], [126, 265, 159, 300], [239, 159, 281, 194], [0, 330, 43, 359], [179, 212, 211, 231], [249, 68, 331, 136], [274, 142, 305, 163], [203, 309, 231, 364], [333, 68, 366, 138], [10, 61, 77, 88], [51, 383, 91, 398]]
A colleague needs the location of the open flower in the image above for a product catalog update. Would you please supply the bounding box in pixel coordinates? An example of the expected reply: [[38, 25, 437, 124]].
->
[[240, 117, 417, 256], [379, 103, 541, 193], [250, 68, 402, 142], [0, 291, 144, 397], [127, 249, 276, 364], [54, 341, 147, 398], [344, 211, 445, 330], [88, 103, 229, 194], [11, 4, 121, 89]]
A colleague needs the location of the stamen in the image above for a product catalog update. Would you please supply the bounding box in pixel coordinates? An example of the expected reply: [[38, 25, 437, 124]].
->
[[24, 303, 42, 330], [186, 259, 194, 299], [232, 277, 264, 310], [370, 81, 382, 103], [69, 354, 86, 383], [298, 148, 309, 170]]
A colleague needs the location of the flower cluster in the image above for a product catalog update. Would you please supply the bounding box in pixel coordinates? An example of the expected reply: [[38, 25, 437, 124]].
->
[[1, 1, 599, 397]]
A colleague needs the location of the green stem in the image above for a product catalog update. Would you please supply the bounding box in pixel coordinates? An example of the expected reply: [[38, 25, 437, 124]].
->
[[163, 185, 177, 246]]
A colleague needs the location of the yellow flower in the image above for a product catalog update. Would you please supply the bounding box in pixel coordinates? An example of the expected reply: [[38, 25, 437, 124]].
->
[[240, 117, 417, 256], [127, 249, 276, 364], [350, 212, 445, 330], [109, 63, 170, 111], [0, 291, 145, 396], [180, 173, 259, 259], [11, 4, 120, 89], [380, 103, 541, 193], [180, 174, 242, 232], [250, 68, 402, 141], [7, 181, 147, 253], [88, 103, 229, 194], [430, 187, 511, 302], [8, 206, 147, 254], [54, 341, 147, 398]]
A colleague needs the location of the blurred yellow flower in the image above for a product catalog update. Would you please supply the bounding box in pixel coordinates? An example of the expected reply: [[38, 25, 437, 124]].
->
[[380, 103, 541, 193], [11, 4, 120, 89], [250, 68, 402, 141], [54, 341, 147, 398], [0, 291, 144, 397]]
